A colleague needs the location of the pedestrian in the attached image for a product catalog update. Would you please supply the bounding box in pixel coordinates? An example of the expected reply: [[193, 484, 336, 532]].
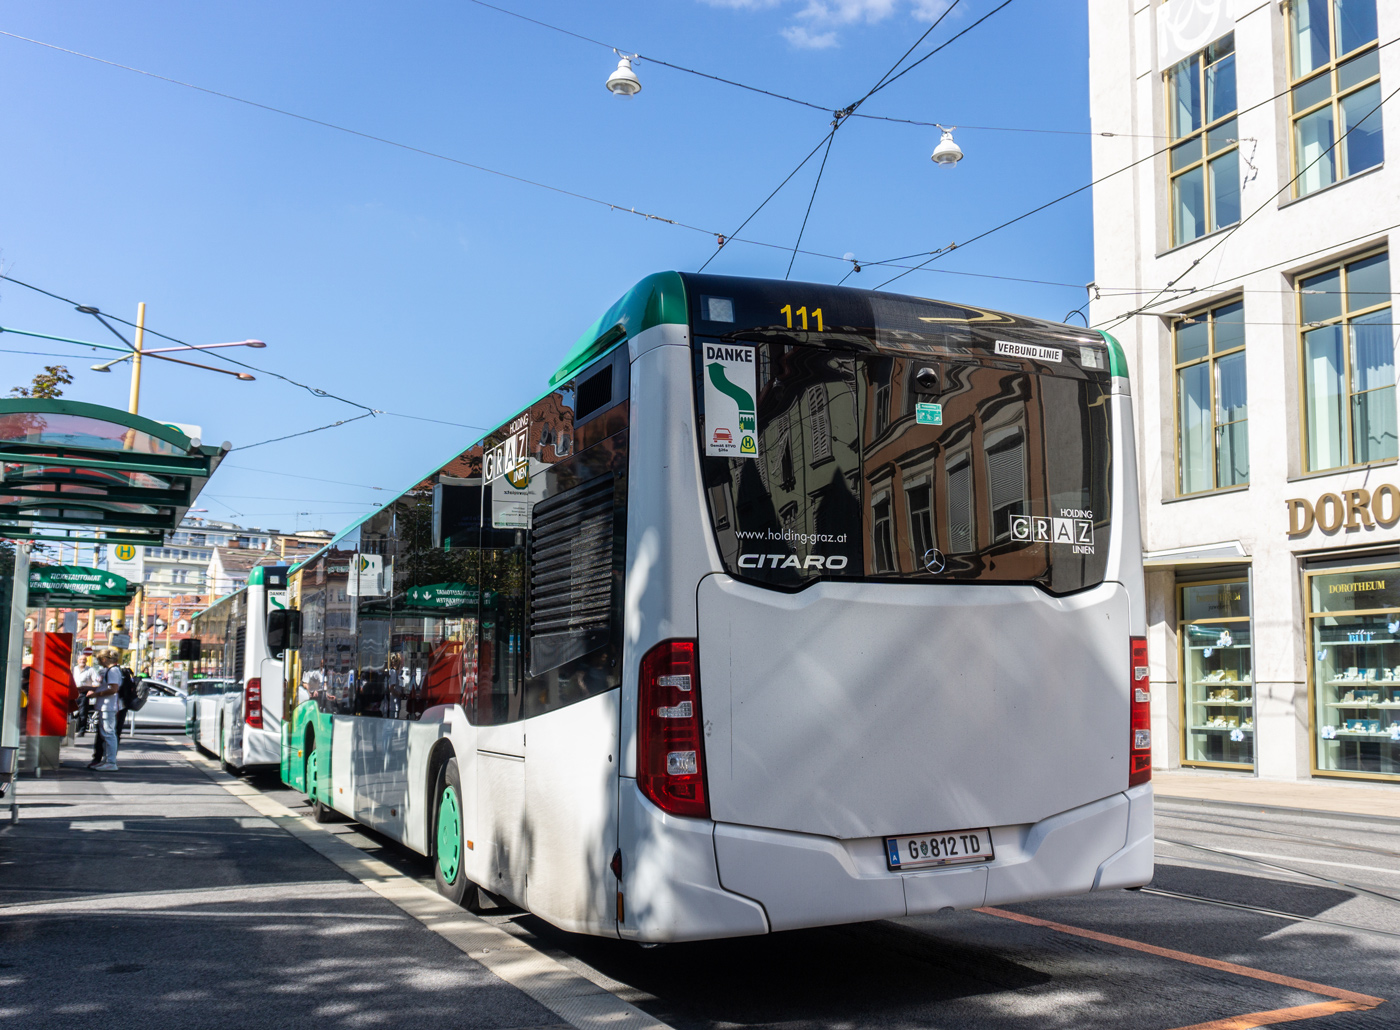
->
[[75, 657, 100, 737], [87, 649, 123, 772]]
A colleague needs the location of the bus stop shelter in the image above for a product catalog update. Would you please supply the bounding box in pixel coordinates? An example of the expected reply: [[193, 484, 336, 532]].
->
[[0, 399, 228, 813]]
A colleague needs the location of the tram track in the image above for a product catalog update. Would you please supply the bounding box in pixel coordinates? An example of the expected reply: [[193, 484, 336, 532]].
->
[[1139, 886, 1400, 940], [1155, 836, 1400, 908], [1156, 806, 1400, 862]]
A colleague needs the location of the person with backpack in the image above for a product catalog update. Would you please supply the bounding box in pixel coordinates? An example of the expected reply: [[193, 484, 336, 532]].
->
[[87, 650, 124, 772]]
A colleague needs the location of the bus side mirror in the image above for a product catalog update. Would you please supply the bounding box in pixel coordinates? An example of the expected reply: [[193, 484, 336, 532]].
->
[[176, 637, 202, 662], [267, 609, 302, 657]]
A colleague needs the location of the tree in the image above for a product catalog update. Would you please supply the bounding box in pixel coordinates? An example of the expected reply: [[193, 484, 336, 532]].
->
[[11, 365, 73, 399]]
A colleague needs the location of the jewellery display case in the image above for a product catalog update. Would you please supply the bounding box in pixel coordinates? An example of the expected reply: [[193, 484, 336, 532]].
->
[[1308, 566, 1400, 780], [1179, 579, 1253, 768]]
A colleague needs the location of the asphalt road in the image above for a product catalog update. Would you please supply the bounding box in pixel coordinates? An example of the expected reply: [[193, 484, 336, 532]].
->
[[4, 731, 1396, 1029]]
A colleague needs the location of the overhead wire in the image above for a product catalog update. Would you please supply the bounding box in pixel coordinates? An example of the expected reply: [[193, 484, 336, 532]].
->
[[0, 30, 713, 238], [1100, 81, 1400, 331], [232, 412, 377, 451], [704, 0, 982, 275], [870, 33, 1400, 292]]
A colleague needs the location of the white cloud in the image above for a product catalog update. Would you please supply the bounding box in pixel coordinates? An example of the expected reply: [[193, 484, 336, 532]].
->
[[781, 25, 841, 48], [796, 0, 900, 24], [702, 0, 949, 49], [911, 0, 953, 19]]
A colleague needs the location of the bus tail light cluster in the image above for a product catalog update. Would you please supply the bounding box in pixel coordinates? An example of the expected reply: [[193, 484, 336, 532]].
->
[[1129, 637, 1150, 787], [245, 677, 263, 729], [638, 640, 708, 818]]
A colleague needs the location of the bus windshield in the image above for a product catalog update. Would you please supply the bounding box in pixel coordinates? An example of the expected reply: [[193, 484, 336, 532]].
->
[[688, 277, 1113, 595]]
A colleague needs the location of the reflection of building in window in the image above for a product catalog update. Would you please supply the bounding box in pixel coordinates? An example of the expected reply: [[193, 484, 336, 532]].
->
[[1175, 300, 1248, 493], [779, 500, 799, 527], [872, 360, 894, 436], [1288, 0, 1382, 197], [985, 425, 1028, 542], [906, 480, 933, 559], [946, 453, 974, 553], [1300, 250, 1394, 471], [1166, 33, 1238, 245], [871, 492, 895, 572], [806, 386, 833, 464]]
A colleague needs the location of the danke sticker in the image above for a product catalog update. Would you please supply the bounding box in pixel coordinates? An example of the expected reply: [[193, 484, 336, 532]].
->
[[704, 343, 758, 458]]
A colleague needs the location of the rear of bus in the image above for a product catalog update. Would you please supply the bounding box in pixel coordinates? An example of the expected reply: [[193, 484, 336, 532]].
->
[[619, 273, 1151, 941]]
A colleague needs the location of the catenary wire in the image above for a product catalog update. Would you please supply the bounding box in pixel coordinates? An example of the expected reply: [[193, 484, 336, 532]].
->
[[707, 0, 985, 276], [221, 463, 388, 490], [786, 132, 838, 279], [1096, 221, 1400, 317], [870, 34, 1400, 291], [229, 412, 377, 451], [865, 0, 1018, 99], [1100, 81, 1400, 331], [0, 30, 714, 237], [464, 0, 832, 113]]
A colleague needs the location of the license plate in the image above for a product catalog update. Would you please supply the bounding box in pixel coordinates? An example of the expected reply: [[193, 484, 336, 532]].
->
[[885, 828, 994, 871]]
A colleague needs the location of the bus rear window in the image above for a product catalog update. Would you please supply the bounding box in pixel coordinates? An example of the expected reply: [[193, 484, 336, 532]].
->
[[697, 340, 1112, 595]]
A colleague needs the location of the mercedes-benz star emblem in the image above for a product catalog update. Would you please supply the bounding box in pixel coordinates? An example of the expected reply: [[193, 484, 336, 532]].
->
[[922, 548, 946, 573]]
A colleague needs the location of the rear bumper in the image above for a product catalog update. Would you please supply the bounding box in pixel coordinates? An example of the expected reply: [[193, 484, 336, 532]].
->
[[713, 784, 1154, 933], [619, 781, 1152, 942]]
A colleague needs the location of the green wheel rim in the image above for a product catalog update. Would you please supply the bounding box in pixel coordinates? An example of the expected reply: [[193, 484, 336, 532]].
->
[[437, 784, 462, 885], [307, 748, 319, 800]]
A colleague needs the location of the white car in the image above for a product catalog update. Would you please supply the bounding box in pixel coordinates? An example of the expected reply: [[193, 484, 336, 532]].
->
[[129, 679, 188, 730]]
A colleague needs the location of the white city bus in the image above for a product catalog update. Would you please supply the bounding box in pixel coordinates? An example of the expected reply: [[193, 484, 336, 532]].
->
[[189, 564, 289, 770], [280, 272, 1151, 942]]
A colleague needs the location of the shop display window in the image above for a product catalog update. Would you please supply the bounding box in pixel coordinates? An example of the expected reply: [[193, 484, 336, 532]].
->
[[1308, 566, 1400, 780], [1180, 579, 1254, 768]]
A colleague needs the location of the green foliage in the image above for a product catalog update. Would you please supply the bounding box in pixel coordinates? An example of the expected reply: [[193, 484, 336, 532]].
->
[[11, 364, 74, 399]]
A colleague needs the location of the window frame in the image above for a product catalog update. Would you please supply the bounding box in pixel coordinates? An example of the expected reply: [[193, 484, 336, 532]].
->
[[1173, 298, 1249, 496], [1287, 0, 1382, 197], [1297, 247, 1395, 472], [1165, 33, 1240, 246]]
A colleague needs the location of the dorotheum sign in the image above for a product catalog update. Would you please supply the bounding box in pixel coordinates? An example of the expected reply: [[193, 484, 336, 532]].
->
[[1286, 484, 1400, 535]]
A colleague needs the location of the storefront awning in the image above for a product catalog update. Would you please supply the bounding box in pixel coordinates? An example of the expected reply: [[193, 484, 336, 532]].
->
[[1143, 541, 1251, 569], [0, 399, 228, 546]]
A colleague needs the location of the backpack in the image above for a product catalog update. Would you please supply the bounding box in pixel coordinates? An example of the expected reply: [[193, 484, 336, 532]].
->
[[119, 667, 149, 711]]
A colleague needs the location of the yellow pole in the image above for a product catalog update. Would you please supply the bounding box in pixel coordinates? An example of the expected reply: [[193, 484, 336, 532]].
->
[[128, 302, 146, 416]]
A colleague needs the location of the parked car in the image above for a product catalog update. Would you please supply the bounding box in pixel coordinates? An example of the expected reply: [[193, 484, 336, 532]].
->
[[130, 679, 189, 730], [185, 678, 235, 756]]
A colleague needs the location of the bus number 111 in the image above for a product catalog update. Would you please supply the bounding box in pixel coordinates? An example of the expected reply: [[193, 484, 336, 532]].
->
[[780, 305, 824, 332]]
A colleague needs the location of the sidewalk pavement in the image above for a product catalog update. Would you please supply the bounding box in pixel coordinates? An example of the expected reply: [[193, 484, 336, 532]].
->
[[1154, 768, 1400, 820], [0, 733, 577, 1030]]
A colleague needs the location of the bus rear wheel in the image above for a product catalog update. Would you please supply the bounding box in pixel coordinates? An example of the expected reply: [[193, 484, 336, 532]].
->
[[433, 758, 479, 911], [306, 745, 334, 824]]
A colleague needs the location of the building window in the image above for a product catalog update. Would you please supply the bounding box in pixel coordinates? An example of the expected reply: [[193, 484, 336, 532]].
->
[[906, 481, 934, 561], [1289, 0, 1382, 196], [1308, 565, 1400, 780], [1175, 300, 1248, 493], [871, 492, 895, 573], [1180, 579, 1254, 769], [1300, 250, 1394, 471], [1167, 33, 1239, 245]]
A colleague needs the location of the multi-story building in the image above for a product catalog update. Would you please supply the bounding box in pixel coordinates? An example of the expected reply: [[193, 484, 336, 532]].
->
[[1089, 0, 1397, 784]]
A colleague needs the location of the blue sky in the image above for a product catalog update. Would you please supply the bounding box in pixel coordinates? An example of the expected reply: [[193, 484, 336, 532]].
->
[[0, 0, 1095, 534]]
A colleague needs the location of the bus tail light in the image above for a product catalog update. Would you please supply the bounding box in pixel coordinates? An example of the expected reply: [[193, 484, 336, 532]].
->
[[1129, 637, 1150, 787], [245, 677, 263, 729], [638, 640, 708, 818]]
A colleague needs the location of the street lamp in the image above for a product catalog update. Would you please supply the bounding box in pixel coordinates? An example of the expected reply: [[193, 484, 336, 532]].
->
[[606, 53, 641, 96], [931, 126, 964, 168]]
